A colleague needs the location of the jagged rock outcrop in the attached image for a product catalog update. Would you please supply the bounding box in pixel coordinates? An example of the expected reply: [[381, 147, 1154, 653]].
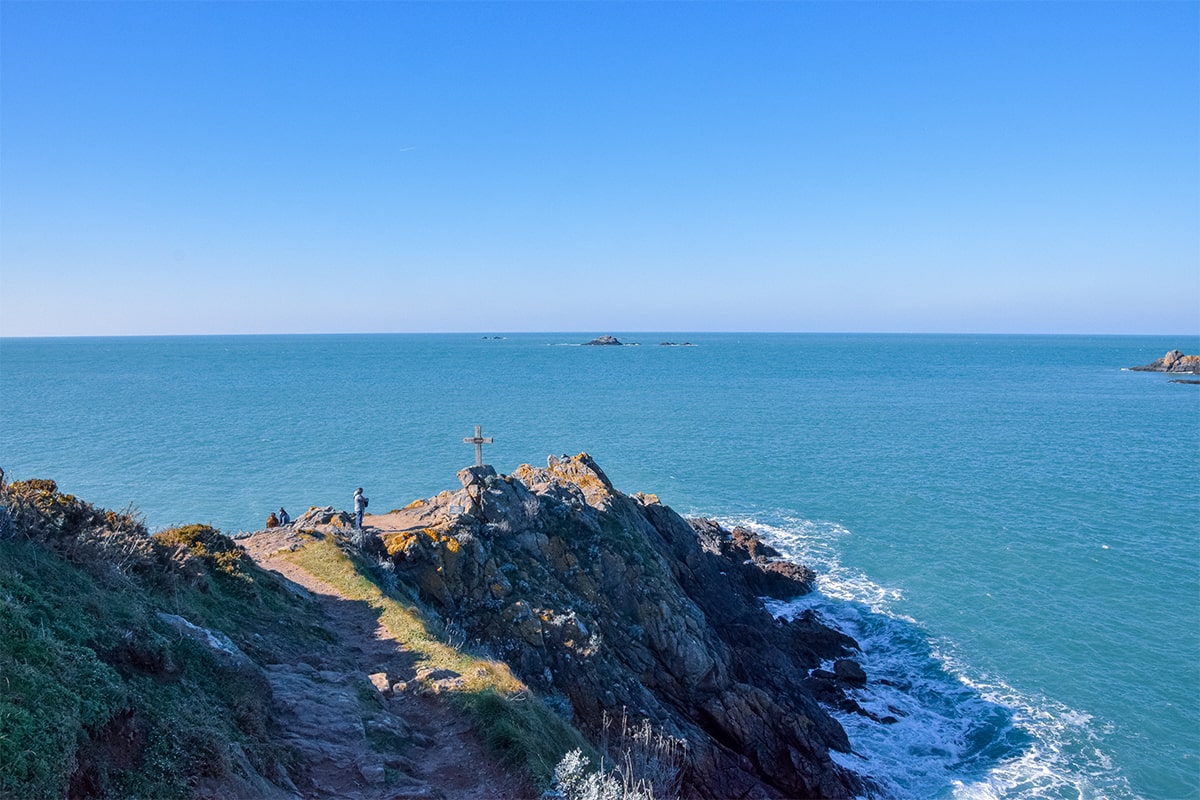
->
[[376, 454, 865, 799], [582, 335, 623, 346], [291, 505, 354, 528], [1131, 349, 1200, 373]]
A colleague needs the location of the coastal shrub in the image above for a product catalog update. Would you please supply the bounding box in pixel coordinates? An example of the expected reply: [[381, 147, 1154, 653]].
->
[[598, 710, 685, 800], [3, 479, 146, 542], [0, 556, 129, 800], [1, 479, 153, 583], [553, 749, 657, 800], [551, 713, 685, 800], [151, 524, 262, 602], [153, 524, 248, 575]]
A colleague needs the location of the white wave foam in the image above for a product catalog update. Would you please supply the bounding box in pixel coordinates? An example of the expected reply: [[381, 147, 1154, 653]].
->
[[716, 515, 1138, 800]]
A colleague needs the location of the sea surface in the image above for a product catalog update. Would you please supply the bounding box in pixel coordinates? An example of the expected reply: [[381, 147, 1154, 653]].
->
[[1, 333, 1197, 799]]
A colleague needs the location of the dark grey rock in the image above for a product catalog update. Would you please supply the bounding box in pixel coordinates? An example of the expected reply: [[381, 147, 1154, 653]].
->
[[834, 658, 868, 686], [383, 454, 863, 799]]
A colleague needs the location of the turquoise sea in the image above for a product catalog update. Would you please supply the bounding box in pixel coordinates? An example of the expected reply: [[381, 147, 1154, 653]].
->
[[1, 333, 1197, 799]]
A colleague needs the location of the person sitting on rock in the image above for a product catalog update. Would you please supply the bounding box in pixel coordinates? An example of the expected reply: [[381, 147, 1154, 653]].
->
[[278, 507, 290, 525], [265, 512, 279, 529]]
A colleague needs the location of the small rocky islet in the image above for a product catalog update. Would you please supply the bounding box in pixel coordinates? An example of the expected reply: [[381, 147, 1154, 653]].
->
[[1130, 349, 1200, 374], [582, 335, 627, 346], [582, 334, 694, 346]]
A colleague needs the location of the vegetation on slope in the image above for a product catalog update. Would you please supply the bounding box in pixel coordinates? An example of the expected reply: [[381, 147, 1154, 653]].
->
[[0, 475, 594, 798], [0, 478, 324, 799]]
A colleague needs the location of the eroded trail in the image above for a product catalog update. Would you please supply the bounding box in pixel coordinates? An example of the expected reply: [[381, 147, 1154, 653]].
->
[[243, 530, 535, 800]]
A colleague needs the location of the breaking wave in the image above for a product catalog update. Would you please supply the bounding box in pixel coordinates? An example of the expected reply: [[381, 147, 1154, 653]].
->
[[716, 515, 1137, 800]]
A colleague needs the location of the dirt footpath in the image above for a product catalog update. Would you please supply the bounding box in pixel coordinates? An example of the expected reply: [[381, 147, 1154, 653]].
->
[[243, 529, 537, 800]]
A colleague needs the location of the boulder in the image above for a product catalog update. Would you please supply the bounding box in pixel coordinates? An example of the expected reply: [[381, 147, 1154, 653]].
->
[[156, 612, 254, 671], [293, 506, 353, 528], [582, 335, 623, 346], [834, 658, 868, 687]]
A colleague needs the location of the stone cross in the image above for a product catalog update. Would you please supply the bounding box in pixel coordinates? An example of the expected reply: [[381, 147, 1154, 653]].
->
[[463, 425, 493, 467]]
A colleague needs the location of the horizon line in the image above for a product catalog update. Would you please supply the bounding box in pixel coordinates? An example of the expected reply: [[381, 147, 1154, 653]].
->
[[2, 330, 1198, 341]]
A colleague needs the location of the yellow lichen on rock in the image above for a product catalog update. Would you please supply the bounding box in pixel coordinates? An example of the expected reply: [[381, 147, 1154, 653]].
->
[[385, 526, 466, 557], [384, 531, 418, 556]]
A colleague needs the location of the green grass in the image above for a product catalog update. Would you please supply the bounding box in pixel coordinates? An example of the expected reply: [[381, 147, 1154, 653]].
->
[[287, 536, 525, 692], [0, 477, 596, 796], [0, 483, 305, 799]]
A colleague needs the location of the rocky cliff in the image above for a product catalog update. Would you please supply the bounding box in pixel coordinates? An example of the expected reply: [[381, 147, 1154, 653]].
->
[[1130, 349, 1200, 373], [370, 454, 866, 799], [1, 459, 871, 800]]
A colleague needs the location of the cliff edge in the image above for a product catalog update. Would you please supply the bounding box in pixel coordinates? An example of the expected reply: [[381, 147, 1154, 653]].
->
[[1, 458, 869, 799], [368, 453, 865, 799]]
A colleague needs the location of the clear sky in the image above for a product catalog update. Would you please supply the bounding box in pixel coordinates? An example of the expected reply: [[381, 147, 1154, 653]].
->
[[1, 1, 1196, 336]]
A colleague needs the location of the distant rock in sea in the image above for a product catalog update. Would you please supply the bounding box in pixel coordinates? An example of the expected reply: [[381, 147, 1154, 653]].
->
[[582, 335, 623, 346], [1130, 350, 1200, 374], [659, 341, 694, 346]]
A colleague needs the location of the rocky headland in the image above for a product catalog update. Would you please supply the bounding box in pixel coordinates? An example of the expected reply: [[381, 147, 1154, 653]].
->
[[1, 458, 873, 799], [366, 454, 865, 799], [1130, 349, 1200, 374]]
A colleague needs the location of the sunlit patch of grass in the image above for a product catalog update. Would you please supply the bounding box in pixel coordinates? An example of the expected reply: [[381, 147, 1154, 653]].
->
[[283, 536, 593, 787], [284, 536, 519, 693]]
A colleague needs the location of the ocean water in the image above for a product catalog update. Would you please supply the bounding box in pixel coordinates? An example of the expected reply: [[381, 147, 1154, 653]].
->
[[1, 332, 1197, 798]]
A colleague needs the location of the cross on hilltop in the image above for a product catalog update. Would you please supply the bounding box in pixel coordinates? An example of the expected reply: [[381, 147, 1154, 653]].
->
[[463, 425, 493, 467]]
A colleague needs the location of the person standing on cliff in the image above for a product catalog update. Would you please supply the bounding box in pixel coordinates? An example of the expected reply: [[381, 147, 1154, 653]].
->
[[353, 487, 368, 530]]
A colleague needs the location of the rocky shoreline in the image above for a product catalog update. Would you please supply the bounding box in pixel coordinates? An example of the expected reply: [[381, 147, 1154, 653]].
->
[[2, 458, 878, 799], [364, 454, 869, 798]]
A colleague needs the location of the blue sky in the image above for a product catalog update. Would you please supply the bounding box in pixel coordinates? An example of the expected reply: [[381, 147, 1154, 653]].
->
[[1, 1, 1196, 336]]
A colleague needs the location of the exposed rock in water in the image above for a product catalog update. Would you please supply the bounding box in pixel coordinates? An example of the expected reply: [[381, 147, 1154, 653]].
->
[[833, 658, 868, 687], [582, 335, 623, 346], [1130, 349, 1200, 373], [375, 453, 865, 799]]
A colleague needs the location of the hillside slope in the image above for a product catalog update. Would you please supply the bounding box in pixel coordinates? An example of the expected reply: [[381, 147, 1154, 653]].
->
[[0, 474, 582, 800], [2, 458, 874, 799]]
